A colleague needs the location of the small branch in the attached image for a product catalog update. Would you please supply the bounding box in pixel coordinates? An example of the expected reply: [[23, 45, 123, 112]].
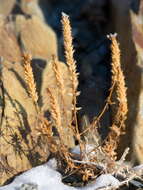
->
[[72, 159, 106, 171]]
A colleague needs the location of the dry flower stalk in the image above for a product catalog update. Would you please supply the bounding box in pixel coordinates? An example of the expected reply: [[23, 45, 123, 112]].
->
[[37, 114, 53, 137], [35, 113, 58, 152], [61, 12, 81, 143], [47, 88, 70, 155], [23, 53, 38, 110], [60, 144, 77, 172], [103, 34, 128, 160], [51, 55, 75, 145], [47, 88, 63, 137], [51, 55, 67, 122], [52, 55, 65, 97], [47, 87, 75, 168]]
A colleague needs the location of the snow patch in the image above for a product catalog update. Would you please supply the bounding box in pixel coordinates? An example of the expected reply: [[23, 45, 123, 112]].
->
[[2, 159, 143, 190], [0, 160, 76, 190]]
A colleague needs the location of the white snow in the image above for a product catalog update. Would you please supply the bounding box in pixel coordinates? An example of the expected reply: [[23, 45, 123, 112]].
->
[[0, 159, 76, 190], [71, 145, 95, 156], [70, 144, 98, 161], [0, 158, 122, 190], [0, 169, 120, 190]]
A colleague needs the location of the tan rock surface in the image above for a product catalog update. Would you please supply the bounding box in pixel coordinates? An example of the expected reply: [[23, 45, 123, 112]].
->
[[15, 15, 57, 60], [20, 0, 45, 21], [0, 61, 50, 185], [0, 0, 15, 16], [0, 14, 58, 62], [0, 18, 21, 62]]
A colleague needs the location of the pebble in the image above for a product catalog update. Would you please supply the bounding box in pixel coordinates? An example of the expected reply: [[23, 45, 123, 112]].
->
[[19, 183, 38, 190]]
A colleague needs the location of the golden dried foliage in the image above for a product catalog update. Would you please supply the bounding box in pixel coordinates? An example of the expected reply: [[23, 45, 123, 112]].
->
[[23, 53, 38, 108], [61, 13, 78, 93], [103, 34, 128, 160], [41, 13, 83, 170], [22, 15, 128, 182], [47, 88, 62, 135], [52, 55, 65, 96], [51, 55, 76, 145], [37, 114, 52, 137], [51, 55, 68, 124], [46, 87, 72, 164], [61, 12, 81, 144]]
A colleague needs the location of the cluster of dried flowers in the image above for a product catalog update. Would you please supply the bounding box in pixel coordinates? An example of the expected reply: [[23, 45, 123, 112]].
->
[[22, 13, 142, 189]]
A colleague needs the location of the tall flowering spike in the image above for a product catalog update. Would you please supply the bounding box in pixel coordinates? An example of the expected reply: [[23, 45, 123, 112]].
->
[[46, 87, 65, 141], [108, 33, 120, 84], [103, 34, 128, 160], [61, 12, 78, 91], [23, 53, 38, 105], [52, 55, 65, 96], [47, 88, 61, 128], [109, 34, 128, 125], [51, 55, 69, 126], [61, 12, 81, 143]]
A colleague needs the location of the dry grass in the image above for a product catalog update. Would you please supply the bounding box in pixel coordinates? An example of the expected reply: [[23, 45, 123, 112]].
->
[[46, 87, 63, 139], [51, 55, 68, 131], [23, 53, 39, 112], [103, 34, 128, 160], [22, 14, 129, 185], [61, 13, 81, 145], [52, 55, 65, 101]]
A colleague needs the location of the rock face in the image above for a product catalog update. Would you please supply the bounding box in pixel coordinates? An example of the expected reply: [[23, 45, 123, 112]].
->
[[20, 0, 45, 21], [0, 60, 48, 185], [0, 14, 57, 62], [0, 0, 15, 16], [0, 17, 21, 62], [15, 15, 57, 60], [109, 0, 143, 163]]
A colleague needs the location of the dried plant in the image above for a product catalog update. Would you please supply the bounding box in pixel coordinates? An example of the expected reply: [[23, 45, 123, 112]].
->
[[1, 7, 142, 188], [46, 87, 63, 138], [103, 34, 128, 160], [61, 13, 81, 144], [21, 14, 132, 188], [23, 53, 39, 112], [51, 55, 65, 98], [51, 55, 68, 128]]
